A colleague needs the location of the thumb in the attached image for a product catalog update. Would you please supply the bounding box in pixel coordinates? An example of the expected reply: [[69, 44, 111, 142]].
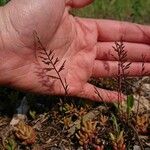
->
[[66, 0, 94, 8]]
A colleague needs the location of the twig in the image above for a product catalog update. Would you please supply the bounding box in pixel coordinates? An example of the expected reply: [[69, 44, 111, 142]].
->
[[128, 123, 144, 150], [136, 55, 147, 118]]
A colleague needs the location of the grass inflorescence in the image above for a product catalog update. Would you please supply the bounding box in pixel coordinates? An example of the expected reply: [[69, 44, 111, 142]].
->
[[0, 0, 149, 149]]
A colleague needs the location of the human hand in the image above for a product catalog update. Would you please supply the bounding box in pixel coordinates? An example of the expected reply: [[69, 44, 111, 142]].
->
[[0, 0, 149, 102]]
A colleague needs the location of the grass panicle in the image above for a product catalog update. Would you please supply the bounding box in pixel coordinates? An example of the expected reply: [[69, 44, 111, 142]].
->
[[33, 31, 68, 95]]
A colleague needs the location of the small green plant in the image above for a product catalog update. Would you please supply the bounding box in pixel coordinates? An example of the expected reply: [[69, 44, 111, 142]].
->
[[126, 94, 134, 118], [111, 113, 119, 133], [29, 110, 36, 119], [5, 138, 17, 150]]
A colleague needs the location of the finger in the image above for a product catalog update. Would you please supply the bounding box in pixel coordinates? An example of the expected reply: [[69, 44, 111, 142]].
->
[[77, 83, 125, 102], [66, 0, 93, 8], [77, 18, 150, 44], [95, 42, 150, 62], [92, 61, 150, 77], [97, 20, 150, 44]]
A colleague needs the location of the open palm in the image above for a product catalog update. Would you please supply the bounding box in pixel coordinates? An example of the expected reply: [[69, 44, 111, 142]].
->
[[1, 0, 150, 102]]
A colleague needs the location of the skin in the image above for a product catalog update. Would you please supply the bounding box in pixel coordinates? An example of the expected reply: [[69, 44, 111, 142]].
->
[[0, 0, 149, 102]]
